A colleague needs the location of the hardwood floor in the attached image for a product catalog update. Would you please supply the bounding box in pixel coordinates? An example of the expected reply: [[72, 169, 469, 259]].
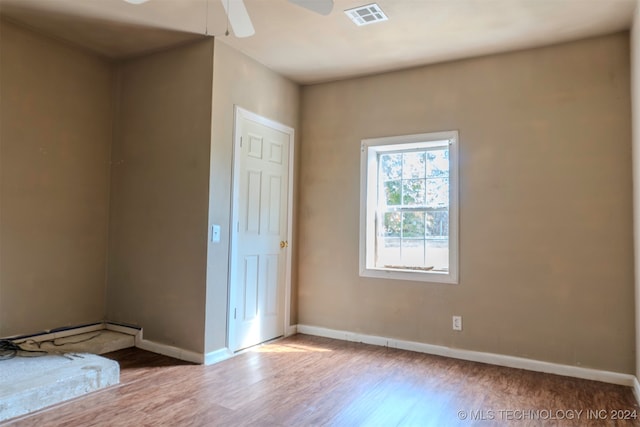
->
[[4, 334, 639, 426]]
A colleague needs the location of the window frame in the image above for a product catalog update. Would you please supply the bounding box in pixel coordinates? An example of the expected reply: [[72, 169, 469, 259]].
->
[[359, 130, 459, 284]]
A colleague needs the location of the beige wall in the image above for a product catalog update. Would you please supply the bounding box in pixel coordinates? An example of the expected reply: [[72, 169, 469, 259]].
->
[[0, 24, 300, 354], [205, 39, 299, 353], [4, 16, 632, 375], [106, 39, 214, 353], [0, 20, 113, 337], [299, 33, 634, 373]]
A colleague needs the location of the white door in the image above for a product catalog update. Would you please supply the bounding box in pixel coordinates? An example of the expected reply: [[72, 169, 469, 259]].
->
[[229, 107, 293, 352]]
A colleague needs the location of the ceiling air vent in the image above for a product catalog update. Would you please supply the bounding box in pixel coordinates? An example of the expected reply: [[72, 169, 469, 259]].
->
[[344, 3, 388, 26]]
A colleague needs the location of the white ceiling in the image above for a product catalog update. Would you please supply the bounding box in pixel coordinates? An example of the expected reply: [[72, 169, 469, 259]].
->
[[0, 0, 636, 84]]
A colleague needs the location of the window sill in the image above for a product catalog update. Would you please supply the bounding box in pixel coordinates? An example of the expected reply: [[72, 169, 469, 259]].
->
[[360, 267, 458, 284]]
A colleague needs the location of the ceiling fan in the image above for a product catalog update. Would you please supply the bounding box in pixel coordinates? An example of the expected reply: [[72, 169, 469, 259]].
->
[[124, 0, 334, 38]]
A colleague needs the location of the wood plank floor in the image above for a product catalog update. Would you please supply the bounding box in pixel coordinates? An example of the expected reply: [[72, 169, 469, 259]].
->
[[3, 334, 639, 426]]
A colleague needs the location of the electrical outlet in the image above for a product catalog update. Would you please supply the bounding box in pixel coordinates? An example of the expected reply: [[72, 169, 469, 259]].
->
[[452, 315, 462, 331]]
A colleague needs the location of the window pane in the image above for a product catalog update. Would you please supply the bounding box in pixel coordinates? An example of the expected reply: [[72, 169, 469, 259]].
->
[[402, 152, 425, 179], [383, 212, 401, 237], [402, 212, 425, 238], [381, 153, 402, 180], [425, 177, 448, 208], [401, 239, 425, 267], [383, 180, 401, 206], [378, 238, 401, 266], [426, 149, 449, 178], [402, 179, 425, 206], [426, 210, 448, 271], [425, 239, 448, 271], [426, 211, 448, 238]]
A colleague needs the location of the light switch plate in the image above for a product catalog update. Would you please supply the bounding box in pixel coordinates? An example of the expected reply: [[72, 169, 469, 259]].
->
[[212, 225, 221, 243]]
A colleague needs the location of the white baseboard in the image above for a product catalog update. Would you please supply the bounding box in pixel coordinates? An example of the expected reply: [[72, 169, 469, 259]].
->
[[104, 322, 141, 337], [112, 324, 231, 366], [11, 323, 105, 344], [286, 324, 298, 336], [106, 322, 204, 364], [134, 333, 204, 364], [204, 347, 233, 365], [11, 321, 140, 344], [7, 321, 224, 366], [633, 377, 640, 405], [10, 321, 143, 345], [296, 324, 636, 388], [109, 324, 232, 365]]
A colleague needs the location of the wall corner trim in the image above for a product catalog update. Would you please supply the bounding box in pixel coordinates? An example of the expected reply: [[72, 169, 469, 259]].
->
[[632, 377, 640, 406], [296, 324, 636, 388], [105, 322, 141, 337], [109, 323, 234, 366], [204, 348, 234, 365], [286, 325, 298, 337], [134, 334, 204, 364]]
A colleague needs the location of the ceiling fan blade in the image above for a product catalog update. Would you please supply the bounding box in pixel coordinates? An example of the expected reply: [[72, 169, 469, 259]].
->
[[220, 0, 255, 38], [288, 0, 333, 16]]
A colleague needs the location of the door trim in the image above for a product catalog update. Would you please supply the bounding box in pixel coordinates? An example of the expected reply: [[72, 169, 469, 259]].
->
[[227, 106, 295, 352]]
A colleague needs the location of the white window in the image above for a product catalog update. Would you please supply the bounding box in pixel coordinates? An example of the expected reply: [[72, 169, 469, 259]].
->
[[360, 131, 459, 284]]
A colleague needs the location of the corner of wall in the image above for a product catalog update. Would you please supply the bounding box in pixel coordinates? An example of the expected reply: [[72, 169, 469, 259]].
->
[[103, 59, 121, 323], [630, 0, 640, 389]]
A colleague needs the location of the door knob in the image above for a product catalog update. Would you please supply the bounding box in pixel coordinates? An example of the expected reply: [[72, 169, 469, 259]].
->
[[280, 240, 289, 248]]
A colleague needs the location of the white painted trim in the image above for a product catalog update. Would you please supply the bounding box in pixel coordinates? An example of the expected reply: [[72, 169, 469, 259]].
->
[[133, 328, 202, 363], [11, 323, 105, 344], [9, 322, 143, 345], [297, 325, 636, 387], [204, 347, 234, 365], [286, 325, 298, 337], [8, 322, 212, 366], [359, 130, 459, 284], [227, 105, 241, 353], [135, 337, 204, 364], [633, 377, 640, 406], [227, 106, 295, 352], [284, 119, 296, 346], [104, 322, 141, 338]]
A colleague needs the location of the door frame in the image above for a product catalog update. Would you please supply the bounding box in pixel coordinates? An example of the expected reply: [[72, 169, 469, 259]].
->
[[227, 106, 295, 352]]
